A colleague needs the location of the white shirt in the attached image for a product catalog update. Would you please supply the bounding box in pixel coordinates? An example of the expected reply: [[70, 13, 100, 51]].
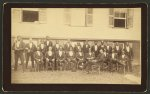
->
[[46, 41, 49, 46], [56, 44, 59, 49], [48, 51, 52, 56], [29, 43, 32, 48], [126, 46, 130, 52], [104, 52, 106, 57], [89, 52, 92, 56], [37, 51, 40, 56], [59, 51, 62, 56], [69, 51, 73, 56], [94, 45, 98, 51], [41, 44, 44, 49], [112, 53, 115, 59], [107, 46, 109, 50], [16, 41, 20, 48], [116, 46, 119, 51], [79, 52, 82, 56], [122, 54, 125, 58]]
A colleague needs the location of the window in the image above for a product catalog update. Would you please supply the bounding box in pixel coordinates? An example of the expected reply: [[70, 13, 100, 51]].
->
[[22, 10, 39, 22], [109, 8, 133, 29], [64, 8, 93, 27], [12, 8, 47, 23]]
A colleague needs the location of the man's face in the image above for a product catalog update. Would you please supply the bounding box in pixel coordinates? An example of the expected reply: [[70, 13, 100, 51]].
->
[[94, 42, 97, 45], [17, 36, 21, 41]]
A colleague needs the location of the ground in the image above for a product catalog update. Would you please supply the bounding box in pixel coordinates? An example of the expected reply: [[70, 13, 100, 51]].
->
[[11, 65, 141, 84]]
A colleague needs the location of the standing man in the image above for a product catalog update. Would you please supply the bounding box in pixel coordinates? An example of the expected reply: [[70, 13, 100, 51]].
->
[[25, 38, 36, 70], [75, 42, 82, 53], [38, 39, 46, 70], [12, 36, 25, 72], [64, 40, 73, 54], [92, 41, 100, 57], [45, 36, 53, 51], [83, 40, 90, 55], [124, 42, 133, 72], [56, 47, 66, 71], [114, 42, 122, 57], [99, 41, 106, 51]]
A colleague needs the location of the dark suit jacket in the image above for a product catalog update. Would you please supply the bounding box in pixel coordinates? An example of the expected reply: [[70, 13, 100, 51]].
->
[[85, 52, 95, 60], [56, 51, 66, 61], [75, 45, 83, 52], [91, 45, 100, 57], [83, 44, 90, 53], [38, 43, 46, 54], [44, 40, 53, 51], [64, 44, 73, 52], [34, 51, 43, 62], [76, 52, 84, 60], [12, 40, 25, 53], [66, 51, 76, 60], [45, 51, 55, 60], [124, 46, 133, 59], [25, 42, 36, 54], [106, 45, 112, 54]]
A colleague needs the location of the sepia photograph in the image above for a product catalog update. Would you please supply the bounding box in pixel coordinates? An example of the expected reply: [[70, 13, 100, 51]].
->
[[11, 8, 141, 84]]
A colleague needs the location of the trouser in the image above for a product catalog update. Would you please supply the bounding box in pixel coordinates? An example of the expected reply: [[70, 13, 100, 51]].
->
[[46, 60, 55, 71], [70, 60, 77, 72], [35, 61, 43, 72], [57, 60, 65, 70], [126, 60, 132, 72], [26, 53, 34, 68], [14, 51, 24, 71]]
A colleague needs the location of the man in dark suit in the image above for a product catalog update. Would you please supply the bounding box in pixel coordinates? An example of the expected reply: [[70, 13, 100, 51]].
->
[[12, 36, 25, 72], [99, 41, 106, 51], [109, 49, 119, 72], [124, 42, 133, 72], [54, 40, 60, 53], [56, 46, 66, 71], [106, 41, 112, 55], [76, 48, 85, 70], [38, 39, 46, 70], [66, 47, 77, 71], [45, 46, 55, 71], [44, 36, 53, 51], [75, 42, 82, 53], [64, 40, 73, 54], [34, 46, 44, 72], [114, 42, 122, 57], [25, 38, 36, 70], [83, 41, 90, 54], [85, 48, 96, 73], [92, 41, 100, 57]]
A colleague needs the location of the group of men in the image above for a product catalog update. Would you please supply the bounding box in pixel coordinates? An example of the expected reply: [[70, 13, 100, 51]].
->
[[12, 36, 133, 73]]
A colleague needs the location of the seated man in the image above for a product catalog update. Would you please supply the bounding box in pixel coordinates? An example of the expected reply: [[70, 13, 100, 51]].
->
[[45, 46, 55, 71], [85, 48, 96, 73], [96, 49, 108, 70], [56, 47, 66, 71], [76, 48, 85, 70], [34, 47, 44, 72], [66, 47, 77, 72]]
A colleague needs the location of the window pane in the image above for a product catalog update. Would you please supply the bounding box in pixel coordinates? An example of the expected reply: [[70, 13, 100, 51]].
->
[[114, 19, 125, 28], [120, 13, 126, 18], [22, 10, 39, 22]]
